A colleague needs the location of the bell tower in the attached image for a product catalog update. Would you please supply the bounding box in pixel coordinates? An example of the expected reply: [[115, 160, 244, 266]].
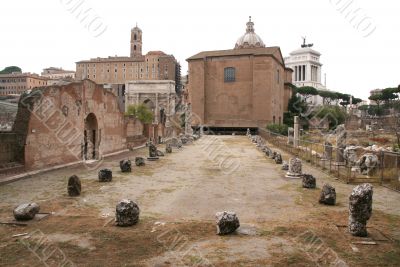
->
[[130, 24, 142, 58]]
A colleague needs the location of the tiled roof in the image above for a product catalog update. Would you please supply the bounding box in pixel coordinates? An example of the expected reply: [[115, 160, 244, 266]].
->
[[187, 47, 281, 61]]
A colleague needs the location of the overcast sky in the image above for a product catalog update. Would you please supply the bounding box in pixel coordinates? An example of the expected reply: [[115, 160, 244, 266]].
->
[[1, 0, 398, 100]]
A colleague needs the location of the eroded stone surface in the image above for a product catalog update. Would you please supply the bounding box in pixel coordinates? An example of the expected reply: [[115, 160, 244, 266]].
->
[[115, 199, 140, 227], [286, 158, 302, 178], [302, 174, 316, 189], [13, 203, 40, 221], [319, 184, 336, 205], [349, 183, 373, 237], [216, 211, 240, 235], [98, 169, 112, 182], [135, 157, 145, 166], [274, 153, 283, 164], [68, 175, 81, 197], [149, 142, 158, 158], [281, 161, 289, 171], [119, 160, 132, 173]]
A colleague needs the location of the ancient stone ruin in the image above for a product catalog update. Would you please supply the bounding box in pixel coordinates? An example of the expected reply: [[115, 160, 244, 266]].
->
[[148, 142, 158, 158], [265, 147, 272, 157], [119, 160, 132, 173], [335, 124, 347, 164], [13, 203, 40, 221], [67, 175, 81, 197], [165, 144, 172, 153], [274, 153, 283, 164], [115, 199, 140, 227], [156, 150, 165, 157], [302, 174, 316, 189], [349, 183, 373, 237], [319, 184, 336, 205], [281, 161, 289, 171], [285, 157, 302, 178], [323, 142, 333, 160], [215, 211, 240, 235], [357, 153, 379, 176], [135, 157, 145, 166], [98, 169, 113, 182]]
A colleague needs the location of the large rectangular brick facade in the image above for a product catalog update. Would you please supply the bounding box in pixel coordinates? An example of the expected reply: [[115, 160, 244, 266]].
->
[[187, 47, 293, 128]]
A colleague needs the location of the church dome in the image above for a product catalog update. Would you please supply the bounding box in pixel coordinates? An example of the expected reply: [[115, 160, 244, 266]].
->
[[235, 17, 265, 49]]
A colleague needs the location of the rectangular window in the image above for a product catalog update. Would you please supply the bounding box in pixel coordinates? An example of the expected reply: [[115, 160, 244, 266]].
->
[[277, 69, 280, 84], [224, 67, 236, 82]]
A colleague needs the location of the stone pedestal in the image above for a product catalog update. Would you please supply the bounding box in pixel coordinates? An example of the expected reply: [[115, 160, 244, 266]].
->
[[349, 183, 373, 237], [285, 157, 302, 178]]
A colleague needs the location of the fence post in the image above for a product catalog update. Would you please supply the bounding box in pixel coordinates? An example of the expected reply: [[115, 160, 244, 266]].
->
[[380, 151, 384, 185]]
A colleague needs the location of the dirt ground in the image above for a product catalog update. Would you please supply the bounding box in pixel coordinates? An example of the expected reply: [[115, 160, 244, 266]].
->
[[0, 136, 399, 266]]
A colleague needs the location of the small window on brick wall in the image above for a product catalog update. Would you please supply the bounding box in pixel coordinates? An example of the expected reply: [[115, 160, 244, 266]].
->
[[224, 67, 235, 82]]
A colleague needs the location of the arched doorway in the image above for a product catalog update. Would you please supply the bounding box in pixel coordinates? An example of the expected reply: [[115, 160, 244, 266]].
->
[[84, 113, 99, 160]]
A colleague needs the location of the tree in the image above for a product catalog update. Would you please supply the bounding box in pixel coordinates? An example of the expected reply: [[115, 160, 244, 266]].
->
[[368, 93, 384, 116], [318, 90, 339, 105], [0, 66, 21, 74], [335, 93, 353, 107], [313, 106, 346, 130], [297, 86, 318, 102], [125, 104, 154, 124], [352, 97, 363, 105], [381, 87, 398, 107], [284, 86, 308, 126]]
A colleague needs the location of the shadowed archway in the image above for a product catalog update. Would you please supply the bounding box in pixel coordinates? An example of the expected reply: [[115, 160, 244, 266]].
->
[[84, 113, 99, 160]]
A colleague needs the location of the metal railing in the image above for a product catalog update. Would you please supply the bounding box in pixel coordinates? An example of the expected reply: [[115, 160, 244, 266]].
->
[[258, 128, 400, 192]]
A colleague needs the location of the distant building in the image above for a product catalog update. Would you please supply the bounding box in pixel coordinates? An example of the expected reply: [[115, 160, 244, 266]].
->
[[284, 40, 329, 106], [75, 25, 181, 94], [369, 89, 382, 105], [187, 17, 293, 129], [125, 80, 176, 141], [0, 72, 48, 96], [41, 67, 75, 85]]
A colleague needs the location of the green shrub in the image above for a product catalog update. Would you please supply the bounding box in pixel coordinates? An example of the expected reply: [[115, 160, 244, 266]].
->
[[126, 104, 154, 124], [266, 123, 289, 135]]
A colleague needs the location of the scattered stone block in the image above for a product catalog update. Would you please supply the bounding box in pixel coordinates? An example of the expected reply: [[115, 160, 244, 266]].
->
[[119, 160, 132, 173], [166, 144, 172, 153], [285, 157, 302, 178], [13, 203, 40, 221], [98, 169, 112, 182], [149, 142, 157, 157], [349, 183, 373, 237], [115, 199, 140, 227], [215, 211, 240, 235], [281, 161, 289, 171], [156, 150, 165, 157], [274, 153, 283, 164], [302, 174, 316, 189], [319, 184, 336, 205], [67, 175, 81, 196], [135, 157, 145, 166]]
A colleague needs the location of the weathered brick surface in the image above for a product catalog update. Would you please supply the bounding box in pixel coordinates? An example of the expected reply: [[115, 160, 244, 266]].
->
[[3, 80, 135, 170]]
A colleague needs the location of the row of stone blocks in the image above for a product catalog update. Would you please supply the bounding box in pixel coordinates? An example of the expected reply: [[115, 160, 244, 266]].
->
[[11, 135, 199, 221], [249, 134, 373, 237]]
